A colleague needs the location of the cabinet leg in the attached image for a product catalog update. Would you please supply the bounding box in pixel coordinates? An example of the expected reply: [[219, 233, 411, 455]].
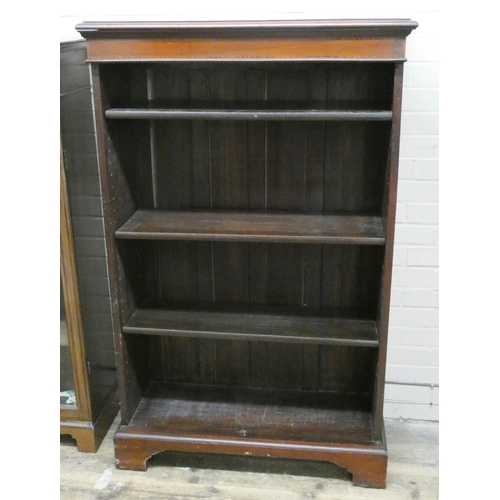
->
[[60, 391, 119, 453], [74, 432, 98, 453], [333, 453, 387, 489], [115, 455, 148, 471], [60, 426, 98, 453], [114, 435, 153, 471]]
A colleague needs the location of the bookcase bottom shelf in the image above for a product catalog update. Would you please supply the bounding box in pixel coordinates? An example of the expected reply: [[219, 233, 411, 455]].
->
[[113, 382, 388, 488]]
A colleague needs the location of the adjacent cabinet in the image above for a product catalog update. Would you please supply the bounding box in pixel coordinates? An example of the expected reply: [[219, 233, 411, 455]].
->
[[60, 41, 118, 452], [76, 19, 417, 487]]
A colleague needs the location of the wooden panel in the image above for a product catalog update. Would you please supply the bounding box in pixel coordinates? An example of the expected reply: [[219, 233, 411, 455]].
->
[[85, 38, 406, 62], [208, 69, 249, 209], [322, 64, 393, 215], [246, 69, 267, 210], [189, 69, 211, 209], [163, 336, 200, 384], [208, 67, 251, 387], [266, 68, 308, 211], [319, 346, 377, 394], [116, 210, 386, 244], [301, 71, 328, 391], [156, 241, 199, 384], [157, 241, 198, 301], [302, 244, 323, 391], [326, 64, 394, 107], [189, 70, 216, 384], [265, 244, 304, 390], [320, 246, 383, 315], [247, 313, 269, 389], [212, 241, 251, 387], [264, 68, 316, 391], [373, 63, 405, 439], [150, 67, 203, 385], [153, 67, 193, 209], [245, 68, 267, 384], [323, 122, 390, 213], [195, 243, 215, 385]]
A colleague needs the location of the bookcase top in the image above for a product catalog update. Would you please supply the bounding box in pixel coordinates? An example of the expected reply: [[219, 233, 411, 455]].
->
[[76, 19, 418, 39], [77, 19, 418, 63]]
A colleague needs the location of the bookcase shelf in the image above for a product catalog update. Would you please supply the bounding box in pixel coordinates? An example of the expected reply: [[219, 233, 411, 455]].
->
[[122, 304, 379, 346], [77, 18, 417, 489], [120, 381, 374, 446], [116, 209, 386, 244], [105, 106, 393, 121]]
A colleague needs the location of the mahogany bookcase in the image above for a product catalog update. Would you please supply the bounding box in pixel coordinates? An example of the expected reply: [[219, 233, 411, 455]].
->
[[76, 19, 417, 487]]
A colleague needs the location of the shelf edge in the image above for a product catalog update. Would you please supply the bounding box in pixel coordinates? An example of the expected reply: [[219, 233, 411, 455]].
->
[[105, 108, 393, 121], [122, 307, 379, 347], [122, 324, 379, 347]]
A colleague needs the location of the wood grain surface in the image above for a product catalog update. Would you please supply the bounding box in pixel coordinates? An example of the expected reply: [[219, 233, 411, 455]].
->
[[116, 210, 386, 244], [122, 305, 379, 346], [78, 20, 417, 62]]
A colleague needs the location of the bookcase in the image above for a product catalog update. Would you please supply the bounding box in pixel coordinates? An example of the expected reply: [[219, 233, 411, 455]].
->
[[77, 19, 417, 487]]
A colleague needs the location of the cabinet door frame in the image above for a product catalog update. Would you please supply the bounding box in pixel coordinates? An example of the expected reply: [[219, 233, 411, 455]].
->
[[60, 141, 92, 422]]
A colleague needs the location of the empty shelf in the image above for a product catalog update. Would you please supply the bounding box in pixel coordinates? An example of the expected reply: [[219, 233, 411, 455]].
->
[[105, 107, 392, 121], [115, 210, 386, 245], [122, 306, 379, 347], [120, 382, 375, 445]]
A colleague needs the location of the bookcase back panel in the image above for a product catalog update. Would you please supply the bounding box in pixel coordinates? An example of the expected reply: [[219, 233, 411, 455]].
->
[[116, 238, 381, 397], [127, 241, 385, 313], [148, 336, 376, 400], [101, 62, 395, 106], [108, 119, 391, 215], [102, 62, 393, 215]]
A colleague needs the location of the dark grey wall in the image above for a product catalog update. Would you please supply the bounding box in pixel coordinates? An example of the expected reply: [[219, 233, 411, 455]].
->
[[60, 41, 116, 415]]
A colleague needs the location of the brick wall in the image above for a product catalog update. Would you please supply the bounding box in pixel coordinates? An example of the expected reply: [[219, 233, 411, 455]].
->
[[385, 14, 439, 421]]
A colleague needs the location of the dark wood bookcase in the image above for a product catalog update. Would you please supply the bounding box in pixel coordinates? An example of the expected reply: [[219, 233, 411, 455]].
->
[[76, 19, 417, 487]]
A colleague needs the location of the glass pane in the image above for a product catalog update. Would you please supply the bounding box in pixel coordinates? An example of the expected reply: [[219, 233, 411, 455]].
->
[[60, 275, 76, 406]]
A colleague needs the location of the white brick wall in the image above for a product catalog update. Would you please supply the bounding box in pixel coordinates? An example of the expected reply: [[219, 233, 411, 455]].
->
[[388, 6, 438, 421], [59, 1, 439, 421]]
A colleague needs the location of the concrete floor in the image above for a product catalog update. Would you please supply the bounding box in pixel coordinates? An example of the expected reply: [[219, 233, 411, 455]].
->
[[61, 417, 438, 499]]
